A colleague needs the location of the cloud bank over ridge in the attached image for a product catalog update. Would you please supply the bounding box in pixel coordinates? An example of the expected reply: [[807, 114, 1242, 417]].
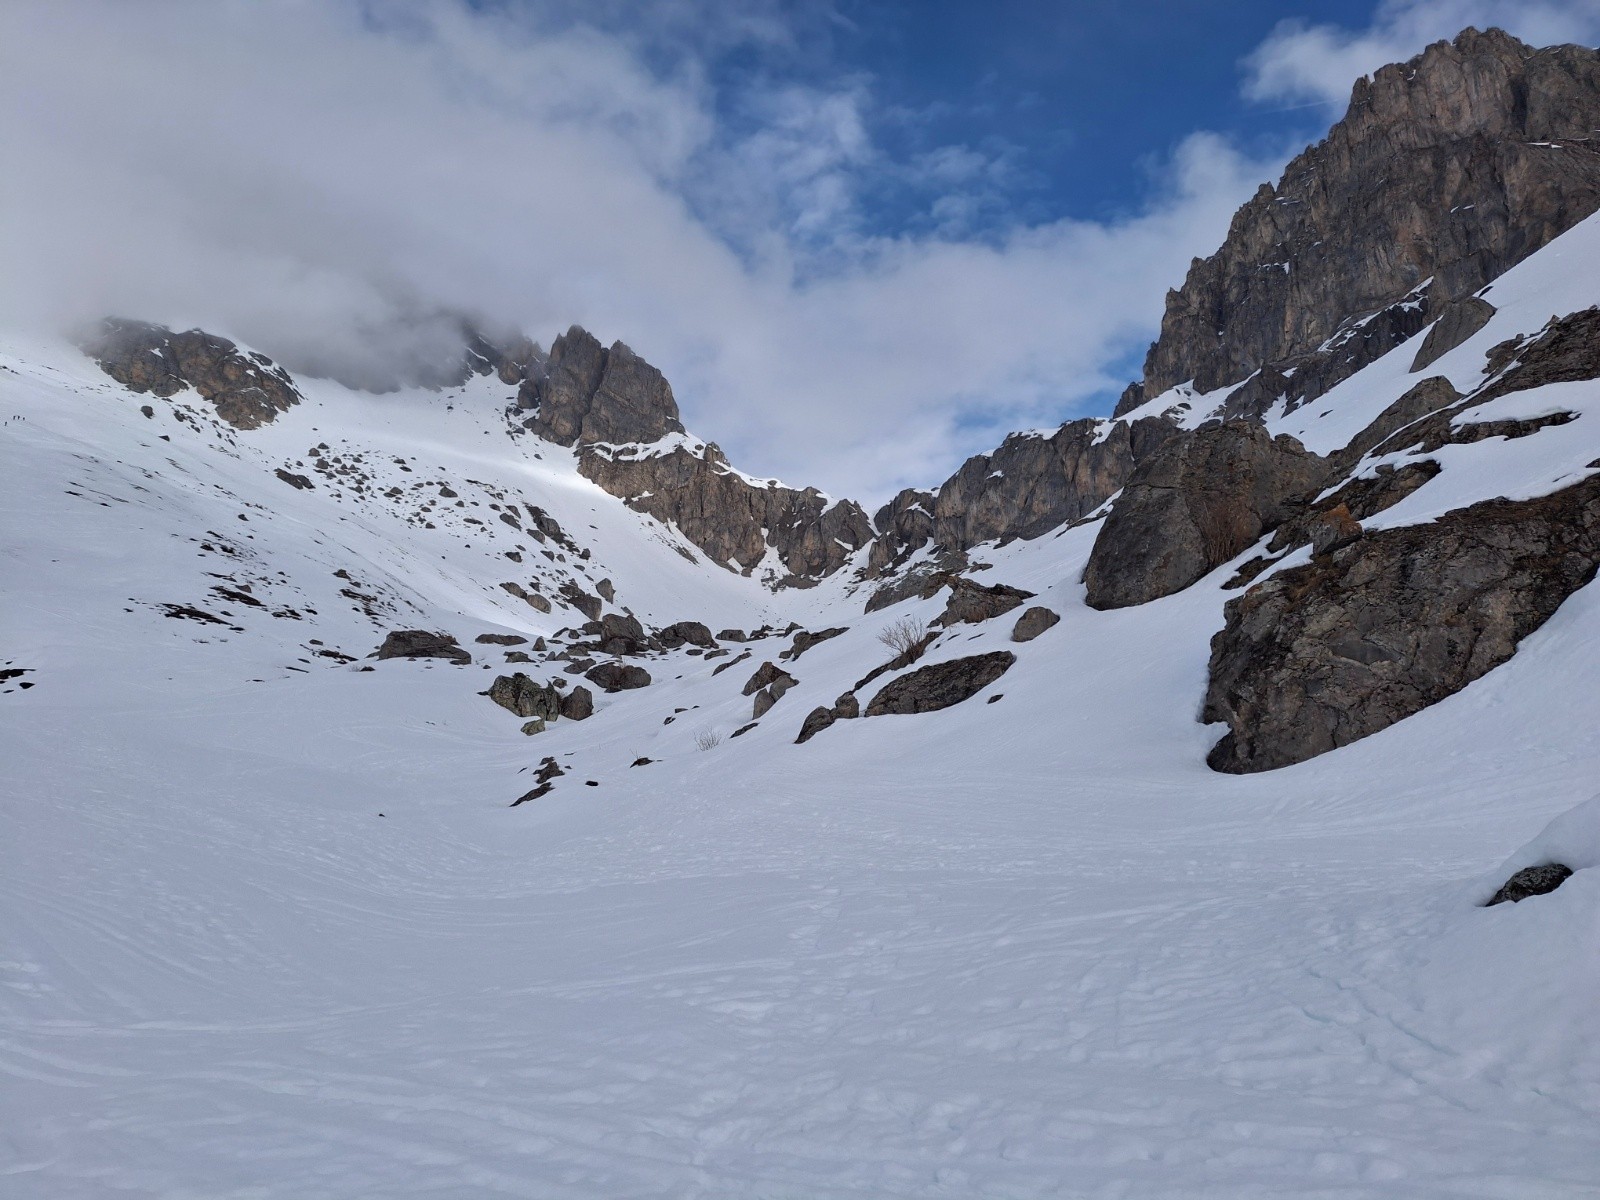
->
[[6, 0, 1593, 500]]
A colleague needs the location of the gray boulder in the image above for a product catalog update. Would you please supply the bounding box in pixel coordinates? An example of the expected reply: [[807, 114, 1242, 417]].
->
[[865, 652, 1015, 717], [1010, 606, 1060, 642], [1411, 296, 1497, 371], [559, 685, 595, 721], [742, 662, 797, 698], [937, 578, 1034, 626], [1486, 864, 1574, 906], [487, 673, 561, 720], [375, 630, 471, 665], [585, 662, 652, 693]]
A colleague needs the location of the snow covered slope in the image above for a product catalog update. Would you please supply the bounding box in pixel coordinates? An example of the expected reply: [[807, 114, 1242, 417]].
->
[[5, 216, 1600, 1196]]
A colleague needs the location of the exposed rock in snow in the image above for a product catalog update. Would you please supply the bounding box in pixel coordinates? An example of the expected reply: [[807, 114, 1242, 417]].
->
[[936, 578, 1034, 627], [584, 662, 651, 693], [1204, 474, 1600, 772], [864, 651, 1015, 716], [374, 630, 471, 665], [1411, 296, 1497, 371], [1486, 863, 1574, 906], [579, 435, 872, 579], [83, 318, 302, 430], [487, 673, 561, 721], [742, 661, 797, 698], [928, 416, 1177, 551], [1083, 423, 1330, 609], [520, 326, 684, 448], [559, 685, 594, 721], [1134, 29, 1600, 410], [782, 627, 848, 660], [1010, 606, 1060, 642]]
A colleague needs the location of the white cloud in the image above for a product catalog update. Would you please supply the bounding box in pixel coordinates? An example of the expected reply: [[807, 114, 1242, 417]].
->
[[1244, 0, 1600, 107], [0, 0, 1286, 504]]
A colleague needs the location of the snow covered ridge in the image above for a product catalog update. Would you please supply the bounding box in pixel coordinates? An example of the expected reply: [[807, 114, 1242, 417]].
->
[[8, 290, 1600, 1191]]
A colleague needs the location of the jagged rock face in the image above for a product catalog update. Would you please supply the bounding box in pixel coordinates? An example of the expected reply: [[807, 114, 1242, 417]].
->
[[1133, 29, 1600, 412], [579, 440, 872, 578], [1335, 376, 1464, 467], [522, 326, 684, 447], [84, 319, 301, 430], [1203, 475, 1600, 773], [931, 417, 1179, 551], [1083, 423, 1330, 609], [934, 424, 1111, 549], [867, 489, 936, 576], [1474, 306, 1600, 404]]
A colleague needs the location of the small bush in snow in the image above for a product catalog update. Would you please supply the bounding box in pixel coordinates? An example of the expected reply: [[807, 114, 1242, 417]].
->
[[878, 616, 928, 661], [694, 728, 723, 751]]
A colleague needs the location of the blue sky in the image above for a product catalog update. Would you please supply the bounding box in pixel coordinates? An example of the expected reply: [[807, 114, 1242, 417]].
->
[[768, 1, 1360, 227], [8, 0, 1600, 500]]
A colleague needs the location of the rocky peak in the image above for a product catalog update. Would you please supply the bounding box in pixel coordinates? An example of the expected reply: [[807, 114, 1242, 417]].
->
[[520, 325, 685, 448], [82, 318, 301, 430], [1127, 27, 1600, 416]]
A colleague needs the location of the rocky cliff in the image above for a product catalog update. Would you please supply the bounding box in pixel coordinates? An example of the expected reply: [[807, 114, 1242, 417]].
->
[[83, 318, 302, 430], [1125, 28, 1600, 416]]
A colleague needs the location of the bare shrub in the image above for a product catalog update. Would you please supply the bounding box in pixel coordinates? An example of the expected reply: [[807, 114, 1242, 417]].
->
[[878, 615, 929, 661], [693, 727, 723, 752]]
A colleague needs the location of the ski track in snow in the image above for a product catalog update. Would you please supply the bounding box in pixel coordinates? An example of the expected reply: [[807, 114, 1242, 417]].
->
[[6, 220, 1600, 1196]]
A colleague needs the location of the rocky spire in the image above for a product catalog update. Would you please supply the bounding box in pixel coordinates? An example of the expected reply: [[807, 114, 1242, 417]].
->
[[519, 326, 685, 447], [1124, 27, 1600, 416]]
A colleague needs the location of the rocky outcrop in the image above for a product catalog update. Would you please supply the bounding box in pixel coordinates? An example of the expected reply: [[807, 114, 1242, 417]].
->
[[1335, 376, 1464, 466], [1486, 863, 1574, 906], [867, 489, 936, 575], [794, 692, 861, 744], [1010, 606, 1060, 642], [585, 662, 651, 693], [559, 685, 594, 721], [782, 628, 847, 661], [1411, 296, 1497, 371], [374, 630, 470, 664], [1130, 30, 1600, 416], [1203, 475, 1600, 773], [742, 662, 796, 698], [656, 621, 717, 650], [1083, 423, 1330, 609], [591, 613, 648, 656], [487, 673, 561, 720], [929, 417, 1178, 551], [520, 326, 684, 447], [937, 579, 1034, 626], [1474, 306, 1600, 405], [580, 439, 872, 578], [84, 318, 301, 429], [865, 652, 1015, 717]]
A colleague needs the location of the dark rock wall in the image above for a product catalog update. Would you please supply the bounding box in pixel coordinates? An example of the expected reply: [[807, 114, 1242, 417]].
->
[[1204, 475, 1600, 773], [1132, 29, 1600, 411]]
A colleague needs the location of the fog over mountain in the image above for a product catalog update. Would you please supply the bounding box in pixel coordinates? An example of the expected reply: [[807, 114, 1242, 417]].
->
[[7, 0, 1595, 501]]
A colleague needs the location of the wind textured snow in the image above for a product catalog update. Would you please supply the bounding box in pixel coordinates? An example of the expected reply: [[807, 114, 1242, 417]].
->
[[8, 124, 1600, 1200]]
